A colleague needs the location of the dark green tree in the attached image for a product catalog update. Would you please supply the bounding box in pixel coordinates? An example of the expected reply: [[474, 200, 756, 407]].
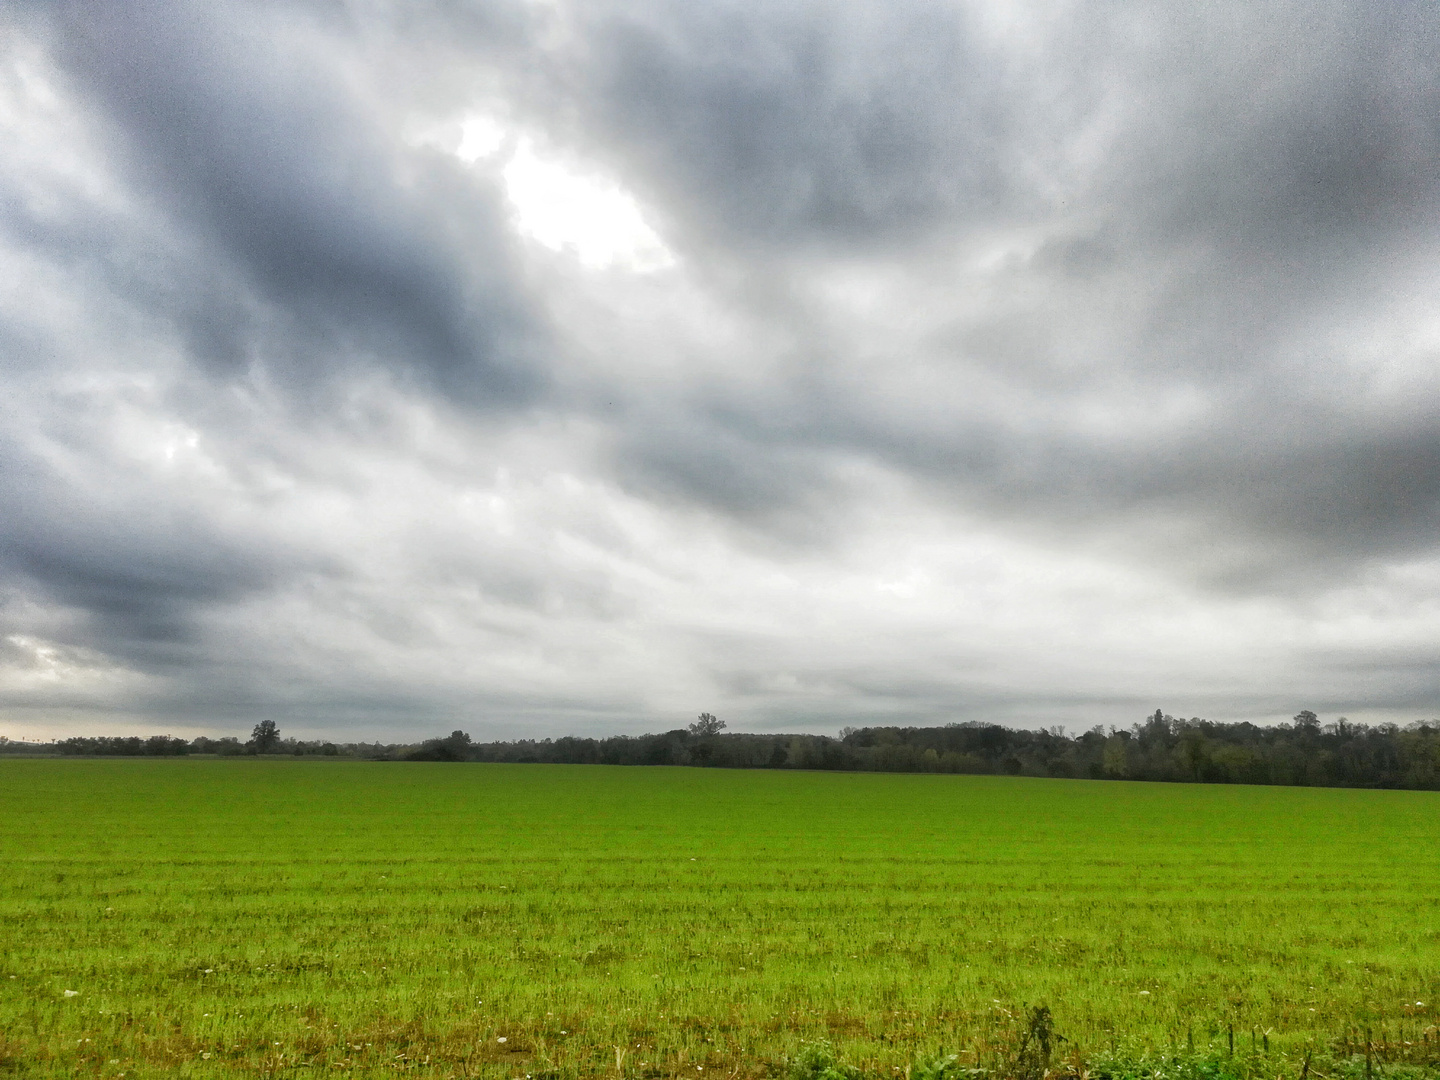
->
[[249, 720, 281, 754], [438, 729, 473, 761], [689, 713, 725, 737], [405, 730, 473, 762]]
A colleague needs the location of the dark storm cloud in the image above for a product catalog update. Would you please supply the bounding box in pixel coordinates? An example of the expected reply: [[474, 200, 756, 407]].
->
[[3, 0, 1440, 735], [551, 1, 1439, 251], [41, 0, 543, 404], [0, 424, 310, 664], [556, 0, 1028, 246], [521, 0, 1440, 583]]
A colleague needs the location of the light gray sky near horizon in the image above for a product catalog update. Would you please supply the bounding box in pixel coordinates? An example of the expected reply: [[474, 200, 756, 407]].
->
[[3, 0, 1440, 741]]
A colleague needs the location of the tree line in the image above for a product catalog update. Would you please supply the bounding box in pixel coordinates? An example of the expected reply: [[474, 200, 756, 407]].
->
[[4, 709, 1440, 789]]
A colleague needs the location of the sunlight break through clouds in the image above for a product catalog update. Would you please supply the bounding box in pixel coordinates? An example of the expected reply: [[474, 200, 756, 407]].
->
[[501, 139, 674, 272], [451, 112, 673, 272], [1, 0, 1440, 739]]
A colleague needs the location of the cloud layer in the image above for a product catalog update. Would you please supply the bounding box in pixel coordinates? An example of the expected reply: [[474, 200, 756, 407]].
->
[[3, 0, 1440, 738]]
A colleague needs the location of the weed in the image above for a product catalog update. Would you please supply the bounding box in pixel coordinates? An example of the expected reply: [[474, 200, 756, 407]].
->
[[1009, 1005, 1058, 1080], [789, 1040, 864, 1080], [1087, 1047, 1244, 1080], [908, 1052, 965, 1080]]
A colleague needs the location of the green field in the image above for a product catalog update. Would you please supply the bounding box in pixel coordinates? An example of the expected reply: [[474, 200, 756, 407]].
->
[[0, 760, 1436, 1078]]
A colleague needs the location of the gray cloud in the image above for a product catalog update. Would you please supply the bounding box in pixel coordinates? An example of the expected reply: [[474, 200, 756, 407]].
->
[[501, 1, 1440, 576], [2, 0, 1439, 737], [41, 0, 544, 403]]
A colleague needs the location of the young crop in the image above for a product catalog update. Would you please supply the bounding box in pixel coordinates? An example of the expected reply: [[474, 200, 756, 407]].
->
[[0, 760, 1436, 1077]]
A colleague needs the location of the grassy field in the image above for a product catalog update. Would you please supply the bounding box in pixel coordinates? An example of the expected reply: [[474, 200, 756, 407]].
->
[[0, 760, 1436, 1078]]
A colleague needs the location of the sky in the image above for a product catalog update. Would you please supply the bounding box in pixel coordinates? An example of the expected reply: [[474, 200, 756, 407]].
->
[[2, 1, 1440, 741]]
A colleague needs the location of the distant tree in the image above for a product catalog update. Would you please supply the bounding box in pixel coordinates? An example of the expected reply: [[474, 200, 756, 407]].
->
[[405, 730, 473, 762], [440, 730, 473, 760], [1293, 710, 1319, 729], [145, 735, 189, 756], [1103, 733, 1130, 778], [1178, 729, 1207, 780], [689, 713, 726, 737], [249, 720, 281, 754]]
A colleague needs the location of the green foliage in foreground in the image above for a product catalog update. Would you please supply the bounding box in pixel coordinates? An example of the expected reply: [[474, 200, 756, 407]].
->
[[0, 761, 1437, 1078]]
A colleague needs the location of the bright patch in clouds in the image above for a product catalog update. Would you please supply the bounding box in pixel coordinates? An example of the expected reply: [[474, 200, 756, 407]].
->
[[500, 138, 673, 272], [455, 115, 507, 163], [438, 113, 674, 272]]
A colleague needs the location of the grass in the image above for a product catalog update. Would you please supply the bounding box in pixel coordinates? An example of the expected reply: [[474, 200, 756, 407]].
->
[[0, 760, 1437, 1078]]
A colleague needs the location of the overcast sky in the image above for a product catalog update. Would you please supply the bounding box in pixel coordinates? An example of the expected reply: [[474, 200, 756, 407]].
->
[[3, 1, 1439, 740]]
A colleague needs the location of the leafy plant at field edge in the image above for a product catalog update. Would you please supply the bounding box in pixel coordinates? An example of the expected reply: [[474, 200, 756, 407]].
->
[[1009, 1005, 1059, 1080], [788, 1039, 864, 1080], [1333, 1058, 1440, 1080], [907, 1052, 966, 1080], [1086, 1046, 1245, 1080]]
